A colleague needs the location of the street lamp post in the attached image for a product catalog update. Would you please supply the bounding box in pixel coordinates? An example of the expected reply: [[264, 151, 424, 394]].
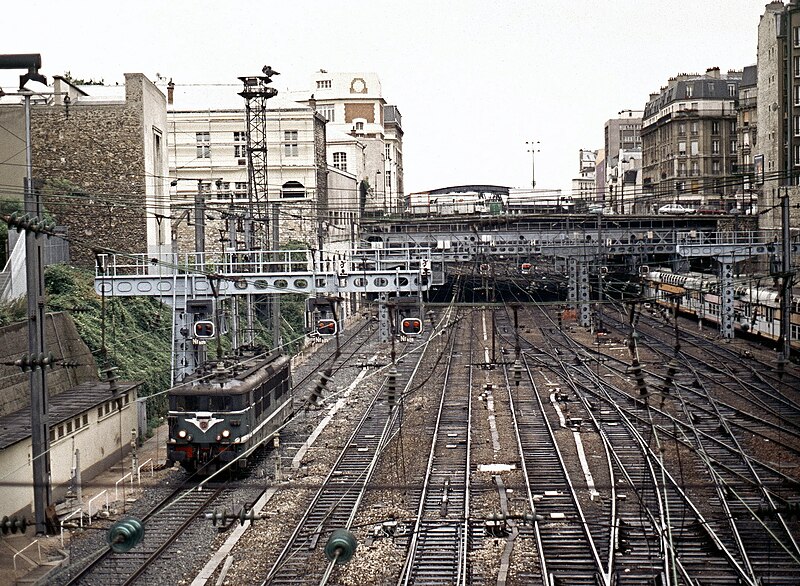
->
[[526, 141, 540, 190]]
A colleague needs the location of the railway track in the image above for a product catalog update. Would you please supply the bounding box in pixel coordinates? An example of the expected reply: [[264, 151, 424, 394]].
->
[[524, 303, 800, 584], [262, 323, 438, 585], [63, 481, 226, 586], [489, 304, 611, 585], [398, 308, 473, 585]]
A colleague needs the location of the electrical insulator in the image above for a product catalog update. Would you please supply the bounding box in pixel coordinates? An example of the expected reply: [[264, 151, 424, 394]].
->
[[629, 358, 648, 396], [662, 359, 679, 395], [324, 528, 358, 565], [557, 311, 563, 329], [13, 352, 55, 372], [512, 360, 523, 386], [194, 320, 215, 339], [387, 366, 398, 406], [205, 509, 228, 526], [308, 368, 332, 405], [0, 515, 28, 535], [316, 319, 337, 336], [107, 517, 145, 553], [400, 318, 422, 336]]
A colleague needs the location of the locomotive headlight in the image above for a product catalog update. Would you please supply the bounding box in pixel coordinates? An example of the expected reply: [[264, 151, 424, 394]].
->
[[221, 429, 231, 438], [178, 429, 187, 439]]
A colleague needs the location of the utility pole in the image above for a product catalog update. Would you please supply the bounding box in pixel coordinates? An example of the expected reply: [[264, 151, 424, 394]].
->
[[526, 141, 540, 190], [1, 53, 51, 535], [780, 189, 792, 360]]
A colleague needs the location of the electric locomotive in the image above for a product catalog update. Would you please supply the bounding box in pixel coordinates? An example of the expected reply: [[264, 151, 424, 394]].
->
[[167, 349, 292, 473]]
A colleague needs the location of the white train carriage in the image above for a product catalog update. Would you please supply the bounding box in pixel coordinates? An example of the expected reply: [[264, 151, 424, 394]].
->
[[644, 269, 799, 349]]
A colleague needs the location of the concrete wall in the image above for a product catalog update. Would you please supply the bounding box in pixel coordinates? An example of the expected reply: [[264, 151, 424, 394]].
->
[[0, 312, 99, 417]]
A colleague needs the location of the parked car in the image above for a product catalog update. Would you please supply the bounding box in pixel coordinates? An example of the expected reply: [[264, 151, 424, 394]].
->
[[697, 207, 726, 215], [587, 205, 615, 215], [657, 203, 696, 215]]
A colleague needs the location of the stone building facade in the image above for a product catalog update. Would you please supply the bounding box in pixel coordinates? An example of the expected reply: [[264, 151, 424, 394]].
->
[[25, 74, 170, 267], [756, 0, 800, 232], [641, 68, 742, 211]]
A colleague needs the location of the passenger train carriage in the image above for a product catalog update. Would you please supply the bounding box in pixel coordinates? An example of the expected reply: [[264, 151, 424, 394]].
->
[[643, 269, 800, 351], [167, 350, 292, 473]]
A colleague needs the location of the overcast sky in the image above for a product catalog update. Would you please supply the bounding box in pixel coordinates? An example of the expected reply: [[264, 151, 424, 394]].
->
[[2, 0, 769, 195]]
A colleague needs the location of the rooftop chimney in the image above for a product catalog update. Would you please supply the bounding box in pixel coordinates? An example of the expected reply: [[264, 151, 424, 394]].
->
[[167, 79, 174, 105]]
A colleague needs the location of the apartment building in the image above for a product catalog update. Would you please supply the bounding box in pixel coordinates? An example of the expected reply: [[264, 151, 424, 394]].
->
[[166, 83, 358, 254], [292, 72, 404, 215], [641, 68, 742, 212], [756, 0, 800, 231], [570, 149, 597, 205]]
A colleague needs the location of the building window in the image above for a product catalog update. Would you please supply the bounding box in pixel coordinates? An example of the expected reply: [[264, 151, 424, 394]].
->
[[712, 139, 720, 154], [218, 181, 231, 195], [690, 121, 698, 135], [712, 160, 721, 174], [318, 104, 334, 121], [678, 141, 686, 156], [678, 123, 686, 135], [743, 132, 750, 146], [711, 121, 720, 134], [691, 161, 699, 176], [355, 121, 364, 132], [283, 130, 299, 157], [83, 414, 88, 425], [678, 162, 687, 176], [196, 132, 210, 158], [794, 26, 800, 47], [728, 84, 736, 97], [333, 152, 347, 171], [685, 85, 693, 98], [795, 144, 800, 165], [316, 79, 332, 89], [281, 180, 305, 199], [234, 131, 247, 158], [58, 425, 64, 438], [690, 140, 698, 156], [385, 144, 391, 160], [98, 407, 103, 418], [234, 182, 248, 199], [730, 140, 737, 154]]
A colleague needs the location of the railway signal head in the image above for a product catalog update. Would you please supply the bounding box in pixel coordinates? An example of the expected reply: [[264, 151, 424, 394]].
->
[[400, 318, 422, 336], [316, 319, 337, 336], [194, 320, 215, 339], [107, 517, 145, 553]]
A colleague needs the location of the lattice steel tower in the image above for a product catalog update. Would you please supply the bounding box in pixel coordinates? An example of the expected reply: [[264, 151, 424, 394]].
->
[[238, 66, 278, 248]]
